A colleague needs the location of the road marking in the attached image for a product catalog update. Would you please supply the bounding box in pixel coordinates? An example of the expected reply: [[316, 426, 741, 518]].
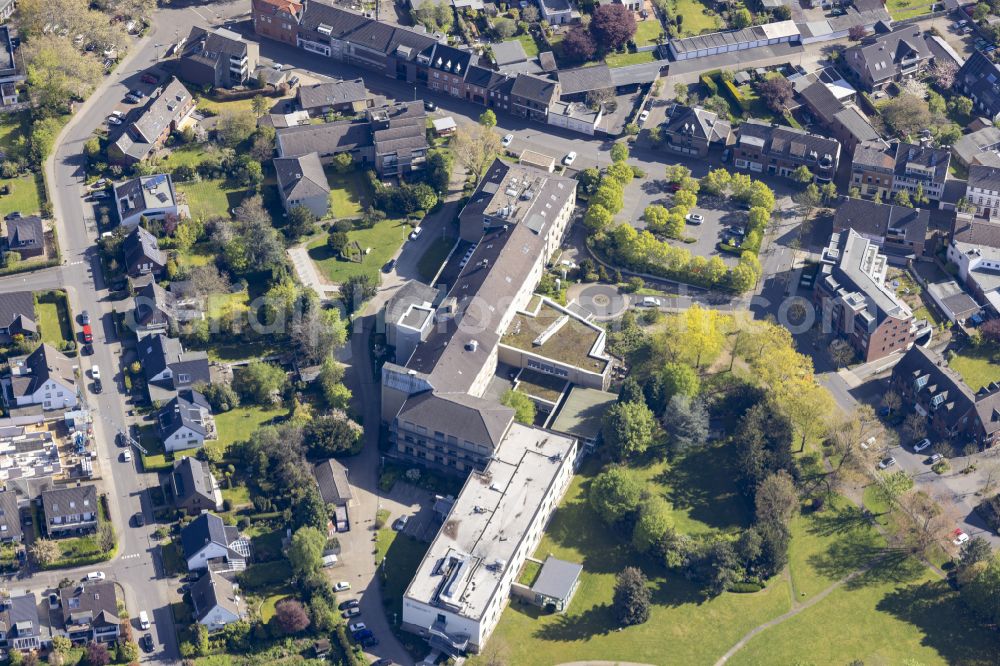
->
[[189, 6, 210, 21], [121, 553, 142, 560]]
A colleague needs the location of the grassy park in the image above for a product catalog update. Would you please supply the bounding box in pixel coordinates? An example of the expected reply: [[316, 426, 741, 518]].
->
[[307, 217, 410, 283]]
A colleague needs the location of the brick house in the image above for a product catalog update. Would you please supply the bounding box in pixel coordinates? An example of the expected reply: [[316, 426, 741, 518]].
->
[[251, 0, 302, 46]]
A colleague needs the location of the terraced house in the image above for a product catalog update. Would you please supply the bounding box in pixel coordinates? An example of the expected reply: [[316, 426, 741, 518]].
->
[[851, 142, 950, 202], [733, 120, 840, 183]]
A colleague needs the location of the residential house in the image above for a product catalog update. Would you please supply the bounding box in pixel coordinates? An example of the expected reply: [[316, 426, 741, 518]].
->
[[41, 485, 98, 536], [251, 0, 303, 46], [538, 0, 574, 24], [275, 119, 372, 165], [842, 27, 933, 91], [557, 65, 613, 104], [831, 196, 930, 262], [797, 81, 882, 154], [956, 50, 1000, 121], [313, 456, 356, 532], [60, 582, 121, 644], [108, 78, 195, 164], [122, 225, 167, 278], [814, 229, 931, 363], [428, 44, 476, 99], [133, 282, 181, 336], [0, 290, 36, 342], [660, 104, 732, 158], [113, 174, 182, 228], [180, 27, 259, 89], [0, 26, 24, 107], [0, 490, 21, 543], [191, 569, 245, 631], [180, 512, 251, 571], [850, 142, 950, 202], [3, 343, 77, 411], [296, 79, 368, 114], [947, 212, 1000, 314], [491, 40, 541, 76], [274, 153, 330, 219], [616, 0, 641, 10], [4, 214, 44, 259], [170, 456, 223, 514], [0, 593, 41, 653], [965, 164, 1000, 220], [510, 74, 558, 122], [891, 344, 1000, 449], [158, 390, 213, 453], [462, 65, 513, 112], [547, 100, 602, 136], [952, 125, 1000, 169], [138, 334, 211, 403], [733, 120, 841, 183]]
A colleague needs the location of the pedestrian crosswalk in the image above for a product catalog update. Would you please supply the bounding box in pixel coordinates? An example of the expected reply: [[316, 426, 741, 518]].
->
[[121, 553, 141, 560]]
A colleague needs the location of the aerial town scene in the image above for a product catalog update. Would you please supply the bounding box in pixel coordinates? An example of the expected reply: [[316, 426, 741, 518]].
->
[[1, 0, 1000, 664]]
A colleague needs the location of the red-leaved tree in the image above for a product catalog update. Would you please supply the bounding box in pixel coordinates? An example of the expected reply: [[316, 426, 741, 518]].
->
[[591, 4, 637, 52], [274, 599, 311, 634]]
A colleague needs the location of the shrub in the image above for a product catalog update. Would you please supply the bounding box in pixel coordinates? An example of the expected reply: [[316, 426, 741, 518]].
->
[[700, 74, 718, 96], [729, 581, 764, 593], [721, 80, 748, 113]]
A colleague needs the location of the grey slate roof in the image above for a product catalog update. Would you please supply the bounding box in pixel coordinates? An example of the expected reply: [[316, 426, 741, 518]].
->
[[10, 344, 76, 398], [275, 120, 371, 158], [969, 164, 1000, 191], [464, 64, 512, 90], [139, 334, 211, 388], [180, 512, 242, 561], [60, 582, 120, 631], [492, 40, 528, 66], [738, 119, 839, 163], [429, 43, 476, 76], [300, 1, 437, 59], [512, 73, 558, 105], [0, 291, 35, 332], [844, 27, 932, 84], [833, 196, 929, 246], [191, 569, 242, 623], [41, 485, 97, 521], [313, 458, 355, 506], [664, 104, 730, 143], [891, 344, 978, 432], [893, 143, 950, 184], [532, 556, 583, 602], [5, 215, 43, 252], [297, 79, 367, 111], [957, 50, 1000, 118], [0, 490, 22, 541], [158, 389, 211, 439], [799, 81, 842, 120], [122, 225, 167, 274], [134, 282, 177, 328], [832, 106, 881, 144], [2, 593, 39, 641], [171, 456, 218, 508], [952, 212, 1000, 247], [395, 390, 514, 448], [953, 126, 1000, 165], [133, 78, 192, 144], [558, 64, 613, 96], [274, 153, 330, 203]]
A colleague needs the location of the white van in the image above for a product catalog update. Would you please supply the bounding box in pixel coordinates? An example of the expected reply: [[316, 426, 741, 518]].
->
[[91, 365, 101, 380], [139, 611, 150, 629], [321, 554, 338, 568]]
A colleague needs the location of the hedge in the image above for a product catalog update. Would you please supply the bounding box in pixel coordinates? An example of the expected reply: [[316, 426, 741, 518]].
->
[[721, 79, 749, 114], [782, 110, 802, 129], [700, 74, 719, 96]]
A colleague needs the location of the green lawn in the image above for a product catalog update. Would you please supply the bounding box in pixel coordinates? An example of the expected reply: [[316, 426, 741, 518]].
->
[[633, 19, 664, 47], [176, 178, 248, 220], [324, 169, 371, 220], [948, 345, 1000, 392], [515, 34, 540, 58], [221, 484, 251, 508], [518, 559, 542, 586], [417, 236, 455, 282], [259, 589, 293, 623], [307, 216, 409, 284], [0, 112, 28, 155], [209, 404, 288, 456], [605, 50, 658, 68], [0, 174, 43, 218], [35, 297, 73, 347], [157, 144, 215, 170], [886, 0, 935, 19], [176, 242, 215, 272], [672, 0, 722, 36]]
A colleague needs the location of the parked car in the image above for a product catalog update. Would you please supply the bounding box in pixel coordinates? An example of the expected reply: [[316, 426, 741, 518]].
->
[[139, 611, 150, 629], [89, 179, 108, 190], [129, 89, 145, 99], [353, 629, 373, 641], [92, 378, 103, 394], [638, 109, 650, 124], [563, 151, 577, 166], [423, 100, 437, 112], [349, 622, 367, 634], [85, 571, 106, 581], [122, 449, 132, 462], [288, 75, 300, 87], [501, 133, 514, 147], [273, 62, 284, 70], [928, 453, 943, 464], [393, 515, 409, 531], [338, 599, 359, 611], [80, 310, 91, 325], [124, 94, 140, 104], [82, 324, 93, 343], [140, 73, 159, 84], [107, 115, 123, 126], [409, 227, 422, 241], [685, 213, 705, 225], [952, 528, 970, 545], [142, 634, 154, 653], [91, 191, 109, 199], [341, 607, 361, 618], [361, 636, 379, 648], [382, 258, 397, 273], [878, 457, 896, 469], [637, 296, 662, 308], [913, 438, 931, 452], [91, 365, 101, 380], [133, 512, 144, 527], [334, 581, 351, 592]]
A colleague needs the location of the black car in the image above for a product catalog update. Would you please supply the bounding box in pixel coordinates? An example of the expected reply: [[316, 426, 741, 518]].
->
[[338, 599, 359, 611], [129, 89, 145, 98], [361, 636, 379, 648], [133, 512, 145, 527], [142, 634, 154, 652], [372, 660, 394, 666], [423, 100, 437, 112], [93, 379, 103, 394], [382, 258, 397, 273], [115, 431, 126, 447]]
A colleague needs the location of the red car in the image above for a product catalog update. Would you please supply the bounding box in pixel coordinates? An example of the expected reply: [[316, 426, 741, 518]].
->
[[668, 182, 682, 192], [82, 324, 93, 344], [140, 73, 159, 84]]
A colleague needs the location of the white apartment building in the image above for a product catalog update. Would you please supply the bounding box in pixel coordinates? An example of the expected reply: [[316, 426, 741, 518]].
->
[[966, 164, 1000, 220]]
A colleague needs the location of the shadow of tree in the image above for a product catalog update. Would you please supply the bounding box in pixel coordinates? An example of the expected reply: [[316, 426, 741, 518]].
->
[[806, 504, 875, 537], [876, 580, 1000, 665], [658, 443, 752, 531], [844, 549, 926, 590], [533, 604, 618, 642]]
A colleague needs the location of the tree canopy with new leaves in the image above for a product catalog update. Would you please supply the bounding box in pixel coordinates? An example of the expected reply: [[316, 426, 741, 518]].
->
[[589, 466, 644, 524], [603, 400, 657, 459]]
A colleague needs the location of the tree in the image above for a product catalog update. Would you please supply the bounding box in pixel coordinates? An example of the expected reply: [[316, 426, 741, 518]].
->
[[756, 75, 794, 113], [499, 388, 536, 424], [217, 110, 257, 147], [632, 496, 674, 553], [234, 361, 287, 405], [777, 377, 834, 452], [673, 82, 689, 105], [97, 523, 115, 552], [848, 24, 867, 40], [327, 230, 349, 256], [23, 34, 104, 113], [413, 0, 453, 32], [494, 17, 517, 39], [330, 151, 353, 174], [828, 340, 855, 369], [791, 164, 814, 184], [304, 413, 360, 457], [584, 204, 614, 232], [288, 526, 327, 577], [454, 124, 502, 185], [613, 567, 651, 626], [820, 181, 838, 204], [85, 642, 110, 666], [959, 536, 994, 571], [341, 274, 378, 314], [603, 400, 656, 459], [660, 362, 700, 401], [274, 599, 311, 634], [610, 142, 630, 163], [930, 60, 958, 89], [30, 538, 59, 566], [588, 466, 643, 524], [700, 168, 732, 196], [880, 95, 931, 137], [661, 394, 709, 455], [562, 26, 597, 62], [732, 7, 752, 28], [893, 189, 912, 207], [591, 4, 637, 51], [523, 4, 539, 21], [960, 553, 1000, 625], [285, 205, 319, 240], [870, 470, 914, 514], [680, 304, 724, 369], [949, 95, 974, 120], [479, 109, 497, 128], [251, 94, 268, 118], [902, 412, 927, 444], [755, 470, 798, 525]]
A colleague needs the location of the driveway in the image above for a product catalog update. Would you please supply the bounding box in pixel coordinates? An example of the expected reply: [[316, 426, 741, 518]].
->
[[288, 246, 338, 298]]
